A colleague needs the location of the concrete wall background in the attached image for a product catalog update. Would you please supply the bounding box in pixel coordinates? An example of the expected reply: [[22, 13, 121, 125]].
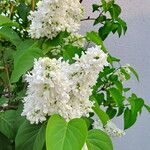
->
[[80, 0, 150, 149]]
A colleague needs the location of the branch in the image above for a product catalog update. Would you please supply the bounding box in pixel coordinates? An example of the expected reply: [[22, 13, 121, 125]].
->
[[0, 104, 18, 111], [1, 52, 12, 100], [31, 0, 35, 11], [9, 2, 14, 19], [81, 16, 95, 21]]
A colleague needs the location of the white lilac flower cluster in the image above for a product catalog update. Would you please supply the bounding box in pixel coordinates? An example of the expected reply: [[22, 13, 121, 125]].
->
[[115, 64, 131, 82], [22, 46, 108, 124], [92, 114, 125, 137], [28, 0, 84, 39]]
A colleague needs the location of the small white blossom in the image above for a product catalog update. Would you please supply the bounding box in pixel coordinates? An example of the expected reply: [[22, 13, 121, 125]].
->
[[28, 0, 84, 39], [105, 121, 126, 137], [92, 114, 125, 137], [22, 46, 108, 124], [115, 64, 131, 82], [64, 33, 85, 47], [82, 144, 88, 150]]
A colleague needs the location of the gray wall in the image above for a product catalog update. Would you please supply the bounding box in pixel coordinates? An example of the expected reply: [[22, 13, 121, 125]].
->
[[80, 0, 150, 149]]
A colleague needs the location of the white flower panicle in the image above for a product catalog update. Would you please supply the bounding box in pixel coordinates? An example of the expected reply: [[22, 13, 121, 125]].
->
[[70, 46, 108, 103], [22, 46, 108, 124], [28, 0, 84, 39], [22, 57, 71, 123], [92, 114, 125, 137], [104, 121, 126, 137]]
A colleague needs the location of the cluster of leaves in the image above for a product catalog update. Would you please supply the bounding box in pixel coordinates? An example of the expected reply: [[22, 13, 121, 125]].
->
[[0, 0, 149, 150], [92, 0, 127, 40], [86, 30, 150, 129]]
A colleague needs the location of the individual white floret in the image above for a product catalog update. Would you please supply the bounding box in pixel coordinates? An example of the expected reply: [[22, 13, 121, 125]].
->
[[115, 64, 131, 82], [92, 114, 125, 137]]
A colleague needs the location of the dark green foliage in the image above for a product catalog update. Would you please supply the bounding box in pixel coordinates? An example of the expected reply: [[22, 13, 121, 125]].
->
[[124, 94, 144, 129], [86, 129, 113, 150], [15, 121, 46, 150], [0, 0, 148, 149], [92, 0, 127, 40]]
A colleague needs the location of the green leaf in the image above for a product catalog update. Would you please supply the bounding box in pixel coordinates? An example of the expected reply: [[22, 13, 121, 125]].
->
[[46, 114, 87, 150], [86, 129, 113, 150], [42, 38, 60, 55], [100, 66, 115, 78], [92, 101, 109, 125], [128, 95, 144, 114], [106, 107, 117, 119], [92, 93, 105, 105], [124, 108, 137, 129], [42, 31, 69, 55], [117, 107, 125, 117], [120, 68, 131, 80], [0, 105, 25, 140], [123, 88, 131, 92], [101, 0, 107, 12], [117, 23, 122, 37], [92, 4, 100, 12], [111, 23, 119, 34], [0, 15, 19, 27], [3, 46, 15, 62], [86, 31, 103, 45], [0, 97, 8, 106], [117, 18, 127, 34], [0, 132, 13, 150], [113, 80, 123, 93], [0, 110, 16, 140], [15, 121, 46, 150], [109, 4, 121, 19], [94, 16, 106, 25], [128, 66, 139, 81], [107, 56, 120, 64], [17, 3, 30, 23], [14, 105, 26, 132], [0, 27, 22, 46], [63, 45, 83, 63], [86, 31, 107, 52], [99, 22, 113, 41], [82, 117, 93, 129], [11, 40, 43, 83], [109, 87, 124, 107], [144, 104, 150, 113]]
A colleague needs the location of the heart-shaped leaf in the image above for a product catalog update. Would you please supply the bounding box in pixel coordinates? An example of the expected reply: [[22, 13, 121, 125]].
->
[[86, 129, 113, 150], [15, 121, 46, 150], [46, 114, 87, 150]]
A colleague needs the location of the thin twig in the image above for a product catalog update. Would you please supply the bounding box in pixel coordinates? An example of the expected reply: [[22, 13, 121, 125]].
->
[[1, 52, 12, 100], [0, 104, 18, 111], [9, 2, 14, 19], [81, 16, 95, 21], [31, 0, 35, 11], [85, 42, 90, 50]]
